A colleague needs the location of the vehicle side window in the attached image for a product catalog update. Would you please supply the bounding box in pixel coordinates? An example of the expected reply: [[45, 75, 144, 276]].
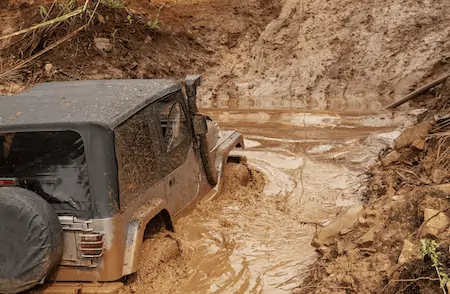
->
[[159, 98, 192, 174], [114, 107, 162, 208]]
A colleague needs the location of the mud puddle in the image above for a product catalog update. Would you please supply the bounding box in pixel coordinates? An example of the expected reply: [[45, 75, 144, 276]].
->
[[124, 110, 406, 293]]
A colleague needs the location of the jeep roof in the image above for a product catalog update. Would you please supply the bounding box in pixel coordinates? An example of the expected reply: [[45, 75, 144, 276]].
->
[[0, 79, 180, 129]]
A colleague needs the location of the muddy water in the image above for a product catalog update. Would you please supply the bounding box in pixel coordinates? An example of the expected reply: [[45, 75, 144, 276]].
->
[[154, 109, 400, 293]]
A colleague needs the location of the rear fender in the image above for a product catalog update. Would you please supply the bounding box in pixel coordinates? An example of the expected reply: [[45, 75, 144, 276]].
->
[[122, 198, 167, 276], [208, 131, 244, 197]]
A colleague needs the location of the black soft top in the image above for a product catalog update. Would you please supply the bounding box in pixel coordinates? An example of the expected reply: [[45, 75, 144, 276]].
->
[[0, 79, 180, 129]]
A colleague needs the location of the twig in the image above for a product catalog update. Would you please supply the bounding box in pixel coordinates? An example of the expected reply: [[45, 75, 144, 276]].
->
[[0, 24, 88, 79], [276, 275, 299, 288], [88, 0, 101, 25], [82, 0, 91, 11], [386, 73, 450, 109], [298, 113, 307, 205], [395, 168, 430, 185], [378, 276, 441, 294], [391, 277, 440, 282], [0, 7, 84, 41]]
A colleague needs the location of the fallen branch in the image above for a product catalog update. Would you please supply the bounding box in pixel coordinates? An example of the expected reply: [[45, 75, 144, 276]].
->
[[0, 24, 88, 79], [0, 7, 84, 41], [385, 73, 450, 109]]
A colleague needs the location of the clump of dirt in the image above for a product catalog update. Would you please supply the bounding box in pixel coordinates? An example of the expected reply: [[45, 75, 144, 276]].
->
[[296, 93, 450, 293], [119, 232, 193, 294], [0, 0, 279, 94]]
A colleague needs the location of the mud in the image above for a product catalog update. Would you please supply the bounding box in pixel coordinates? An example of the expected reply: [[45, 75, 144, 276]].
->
[[117, 110, 414, 293]]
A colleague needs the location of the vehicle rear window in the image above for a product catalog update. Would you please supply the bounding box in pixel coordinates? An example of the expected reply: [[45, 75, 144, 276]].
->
[[0, 131, 90, 215]]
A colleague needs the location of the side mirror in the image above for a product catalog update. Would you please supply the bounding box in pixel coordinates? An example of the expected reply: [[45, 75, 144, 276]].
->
[[193, 114, 208, 135], [185, 74, 202, 114], [185, 74, 202, 98]]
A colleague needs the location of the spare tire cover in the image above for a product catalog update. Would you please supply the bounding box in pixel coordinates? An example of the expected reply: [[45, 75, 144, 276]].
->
[[0, 187, 63, 293]]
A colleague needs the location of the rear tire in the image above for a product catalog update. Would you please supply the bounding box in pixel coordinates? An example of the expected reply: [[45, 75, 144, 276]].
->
[[0, 187, 63, 293]]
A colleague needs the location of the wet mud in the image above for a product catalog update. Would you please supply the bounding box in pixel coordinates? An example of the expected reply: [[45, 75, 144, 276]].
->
[[122, 110, 411, 293]]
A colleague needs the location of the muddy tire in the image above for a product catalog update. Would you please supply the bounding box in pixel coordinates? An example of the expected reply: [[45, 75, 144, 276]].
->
[[199, 133, 219, 186], [0, 187, 63, 293]]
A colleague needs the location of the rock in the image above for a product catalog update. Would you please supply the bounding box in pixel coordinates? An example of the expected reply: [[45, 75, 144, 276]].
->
[[337, 240, 356, 255], [356, 227, 376, 247], [381, 150, 401, 166], [422, 208, 450, 236], [312, 204, 363, 247], [394, 121, 432, 149], [432, 169, 448, 184], [411, 138, 427, 150], [144, 36, 153, 44], [434, 183, 450, 194], [44, 63, 52, 73], [97, 15, 105, 24], [398, 239, 419, 264], [94, 37, 113, 52]]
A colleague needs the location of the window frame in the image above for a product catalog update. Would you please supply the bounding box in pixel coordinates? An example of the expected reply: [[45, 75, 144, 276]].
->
[[113, 103, 164, 209], [155, 91, 194, 176]]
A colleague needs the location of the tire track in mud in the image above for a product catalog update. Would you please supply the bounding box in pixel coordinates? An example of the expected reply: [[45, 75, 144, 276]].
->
[[121, 110, 410, 293]]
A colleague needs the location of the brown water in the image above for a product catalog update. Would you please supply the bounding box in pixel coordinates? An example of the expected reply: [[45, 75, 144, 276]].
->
[[124, 109, 404, 294]]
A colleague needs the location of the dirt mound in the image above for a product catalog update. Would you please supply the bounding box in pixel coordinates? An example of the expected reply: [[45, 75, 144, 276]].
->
[[200, 0, 450, 110], [296, 91, 450, 293], [0, 0, 279, 94]]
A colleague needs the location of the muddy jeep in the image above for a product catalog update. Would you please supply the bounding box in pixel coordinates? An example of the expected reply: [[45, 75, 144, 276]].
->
[[0, 75, 244, 293]]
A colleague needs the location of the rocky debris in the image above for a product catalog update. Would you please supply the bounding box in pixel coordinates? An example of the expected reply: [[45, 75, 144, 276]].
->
[[94, 37, 113, 52], [311, 204, 362, 248], [381, 150, 401, 166], [397, 239, 419, 265], [356, 227, 376, 247], [434, 183, 450, 194], [394, 121, 432, 149], [422, 208, 450, 236], [411, 138, 428, 150], [44, 63, 52, 74], [300, 106, 450, 293]]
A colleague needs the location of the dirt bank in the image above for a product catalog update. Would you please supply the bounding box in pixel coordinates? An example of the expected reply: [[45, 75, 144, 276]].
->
[[2, 0, 450, 111], [200, 0, 450, 110], [297, 85, 450, 293], [0, 0, 279, 94]]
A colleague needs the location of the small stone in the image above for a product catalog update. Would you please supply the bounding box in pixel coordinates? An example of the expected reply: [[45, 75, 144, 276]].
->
[[411, 138, 427, 150], [381, 150, 401, 166], [144, 36, 153, 44], [356, 227, 376, 247], [434, 183, 450, 194], [423, 208, 450, 236], [395, 121, 432, 149], [97, 14, 106, 24], [94, 37, 113, 52], [312, 204, 363, 247], [44, 63, 52, 73], [398, 239, 418, 264]]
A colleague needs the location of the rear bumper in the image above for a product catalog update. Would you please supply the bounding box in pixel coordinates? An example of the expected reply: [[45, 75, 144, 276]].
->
[[38, 282, 123, 294]]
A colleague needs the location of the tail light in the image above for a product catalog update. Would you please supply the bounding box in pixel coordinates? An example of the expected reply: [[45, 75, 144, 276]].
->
[[0, 178, 18, 186], [79, 232, 104, 258]]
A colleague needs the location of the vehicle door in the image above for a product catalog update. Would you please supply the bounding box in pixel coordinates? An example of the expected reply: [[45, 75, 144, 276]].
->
[[157, 92, 200, 216]]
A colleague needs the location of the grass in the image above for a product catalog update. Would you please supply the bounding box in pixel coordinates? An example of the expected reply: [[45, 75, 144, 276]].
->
[[147, 4, 164, 29], [420, 238, 449, 293], [102, 0, 126, 9]]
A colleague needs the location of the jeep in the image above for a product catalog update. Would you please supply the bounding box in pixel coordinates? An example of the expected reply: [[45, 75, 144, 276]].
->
[[0, 75, 244, 293]]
